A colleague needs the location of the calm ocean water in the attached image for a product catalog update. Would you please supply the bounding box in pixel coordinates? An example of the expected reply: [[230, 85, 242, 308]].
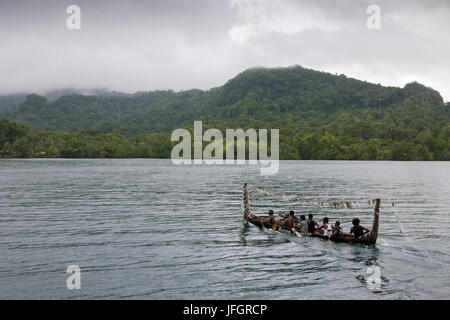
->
[[0, 159, 449, 299]]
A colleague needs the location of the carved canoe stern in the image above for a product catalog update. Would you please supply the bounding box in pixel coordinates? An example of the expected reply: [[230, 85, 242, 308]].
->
[[243, 183, 250, 219], [364, 199, 381, 244]]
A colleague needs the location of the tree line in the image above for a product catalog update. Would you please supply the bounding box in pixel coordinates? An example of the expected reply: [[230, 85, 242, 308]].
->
[[1, 118, 448, 160], [0, 66, 448, 160]]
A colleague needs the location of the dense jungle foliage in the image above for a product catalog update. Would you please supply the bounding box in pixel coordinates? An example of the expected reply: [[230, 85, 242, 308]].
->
[[1, 66, 449, 160]]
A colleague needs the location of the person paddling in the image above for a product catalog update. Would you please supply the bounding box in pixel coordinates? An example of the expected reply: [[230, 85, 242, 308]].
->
[[350, 218, 370, 238], [307, 214, 319, 234], [329, 221, 343, 239], [282, 211, 297, 229], [267, 210, 277, 226], [319, 217, 332, 236], [299, 215, 308, 233]]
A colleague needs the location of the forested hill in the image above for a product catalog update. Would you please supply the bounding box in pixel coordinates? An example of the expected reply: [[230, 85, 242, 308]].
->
[[0, 88, 125, 112], [0, 66, 449, 160]]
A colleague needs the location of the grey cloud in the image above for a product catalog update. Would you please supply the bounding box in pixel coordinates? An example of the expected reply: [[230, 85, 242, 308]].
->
[[0, 0, 448, 101]]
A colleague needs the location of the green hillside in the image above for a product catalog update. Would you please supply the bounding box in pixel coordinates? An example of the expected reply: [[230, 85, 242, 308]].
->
[[1, 66, 449, 160]]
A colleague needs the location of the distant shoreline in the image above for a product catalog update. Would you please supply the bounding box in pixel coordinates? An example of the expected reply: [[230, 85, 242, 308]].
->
[[1, 157, 447, 162]]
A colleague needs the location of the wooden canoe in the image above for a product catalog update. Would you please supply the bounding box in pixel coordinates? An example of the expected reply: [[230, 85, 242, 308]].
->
[[242, 183, 380, 245]]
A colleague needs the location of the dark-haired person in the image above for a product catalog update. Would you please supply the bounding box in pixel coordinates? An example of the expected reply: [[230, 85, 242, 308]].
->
[[298, 215, 308, 234], [307, 214, 319, 234], [291, 211, 299, 223], [319, 217, 332, 236], [350, 218, 370, 238], [259, 209, 277, 227], [282, 211, 297, 229], [267, 209, 277, 226], [329, 221, 343, 239]]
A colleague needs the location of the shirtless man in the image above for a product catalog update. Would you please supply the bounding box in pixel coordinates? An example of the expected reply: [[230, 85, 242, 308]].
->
[[282, 211, 296, 229], [350, 218, 370, 238], [267, 210, 277, 225]]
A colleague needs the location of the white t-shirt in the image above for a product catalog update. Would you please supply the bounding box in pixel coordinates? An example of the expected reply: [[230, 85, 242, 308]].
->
[[323, 224, 333, 236]]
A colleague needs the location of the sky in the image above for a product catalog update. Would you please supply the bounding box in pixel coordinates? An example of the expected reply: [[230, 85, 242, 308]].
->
[[0, 0, 449, 101]]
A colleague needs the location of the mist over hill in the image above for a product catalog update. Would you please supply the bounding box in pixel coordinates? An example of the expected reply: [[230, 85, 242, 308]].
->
[[0, 88, 129, 112], [1, 66, 449, 160]]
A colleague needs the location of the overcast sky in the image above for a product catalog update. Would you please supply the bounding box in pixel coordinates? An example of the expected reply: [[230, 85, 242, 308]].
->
[[0, 0, 449, 101]]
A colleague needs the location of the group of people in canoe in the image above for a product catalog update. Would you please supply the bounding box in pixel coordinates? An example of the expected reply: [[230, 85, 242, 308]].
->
[[263, 210, 371, 239]]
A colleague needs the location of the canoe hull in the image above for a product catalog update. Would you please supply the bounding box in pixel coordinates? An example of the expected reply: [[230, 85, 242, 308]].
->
[[242, 183, 380, 246], [245, 214, 376, 245]]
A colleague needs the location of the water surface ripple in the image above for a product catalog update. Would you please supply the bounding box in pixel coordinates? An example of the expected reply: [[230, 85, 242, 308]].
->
[[0, 159, 449, 299]]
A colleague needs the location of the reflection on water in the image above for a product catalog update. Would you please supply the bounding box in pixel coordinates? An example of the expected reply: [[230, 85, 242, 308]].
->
[[0, 159, 449, 299], [239, 222, 250, 246]]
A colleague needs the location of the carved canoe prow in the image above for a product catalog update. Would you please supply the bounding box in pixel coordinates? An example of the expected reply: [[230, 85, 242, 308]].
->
[[242, 183, 381, 245]]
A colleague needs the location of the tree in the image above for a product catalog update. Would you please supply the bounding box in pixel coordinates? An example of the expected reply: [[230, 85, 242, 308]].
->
[[12, 136, 32, 157]]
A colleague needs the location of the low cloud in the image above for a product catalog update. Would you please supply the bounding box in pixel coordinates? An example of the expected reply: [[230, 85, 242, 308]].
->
[[0, 0, 449, 101]]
